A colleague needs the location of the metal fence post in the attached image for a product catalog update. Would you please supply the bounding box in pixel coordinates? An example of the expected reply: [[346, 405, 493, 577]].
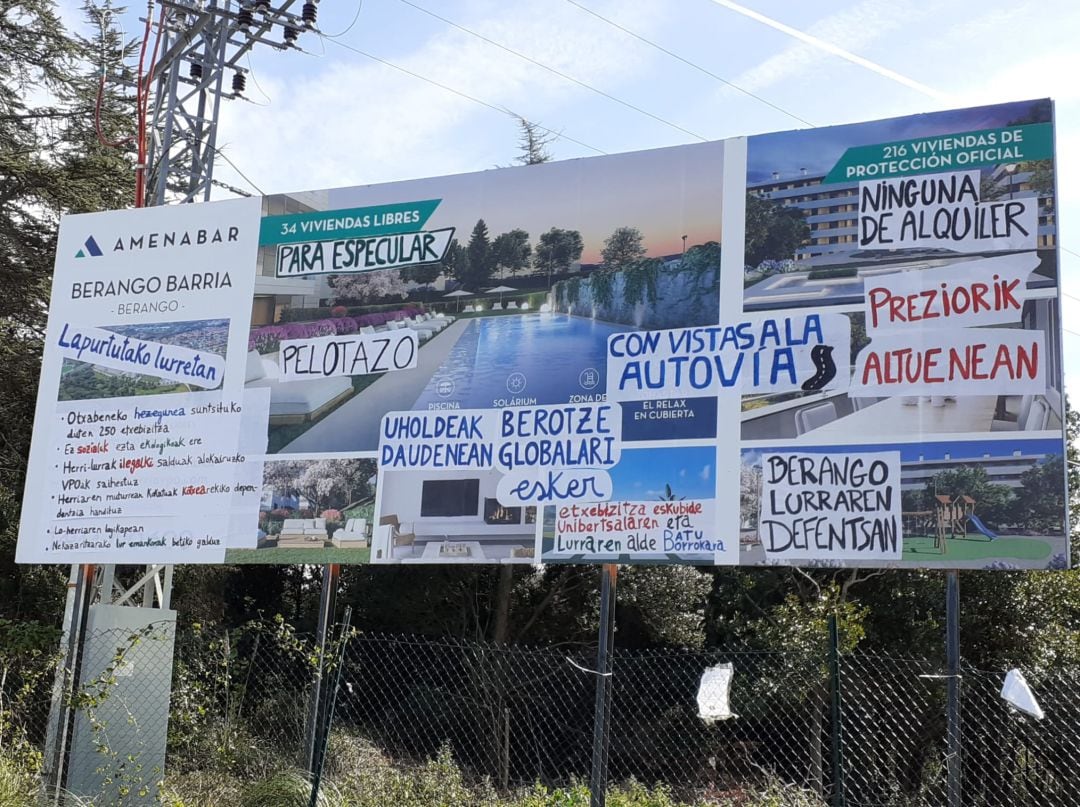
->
[[828, 613, 846, 807], [946, 570, 962, 807], [309, 607, 352, 807], [589, 564, 618, 807], [305, 564, 340, 773]]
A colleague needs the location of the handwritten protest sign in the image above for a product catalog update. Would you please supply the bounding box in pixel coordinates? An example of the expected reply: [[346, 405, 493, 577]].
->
[[278, 329, 417, 381], [851, 328, 1044, 396], [758, 452, 902, 562], [550, 499, 719, 559], [57, 324, 225, 389], [276, 227, 455, 276], [858, 170, 1037, 252], [605, 313, 850, 402], [864, 253, 1037, 334], [378, 403, 622, 505], [41, 389, 268, 562]]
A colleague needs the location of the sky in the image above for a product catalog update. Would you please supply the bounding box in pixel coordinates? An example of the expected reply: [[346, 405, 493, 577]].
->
[[57, 0, 1080, 390], [608, 446, 715, 500]]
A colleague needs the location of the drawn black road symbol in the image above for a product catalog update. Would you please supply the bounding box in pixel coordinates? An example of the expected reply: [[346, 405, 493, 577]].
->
[[801, 344, 837, 391]]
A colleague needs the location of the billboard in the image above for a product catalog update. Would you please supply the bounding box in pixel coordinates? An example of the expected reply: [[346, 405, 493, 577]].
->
[[18, 99, 1068, 570]]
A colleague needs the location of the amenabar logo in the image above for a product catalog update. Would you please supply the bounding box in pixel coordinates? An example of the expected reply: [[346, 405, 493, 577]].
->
[[76, 227, 241, 259], [75, 236, 104, 259]]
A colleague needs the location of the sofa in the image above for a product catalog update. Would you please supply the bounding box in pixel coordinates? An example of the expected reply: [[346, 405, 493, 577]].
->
[[331, 518, 368, 548], [276, 518, 329, 547]]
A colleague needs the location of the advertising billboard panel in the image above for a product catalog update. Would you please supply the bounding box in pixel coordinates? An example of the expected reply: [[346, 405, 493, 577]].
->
[[17, 99, 1068, 570]]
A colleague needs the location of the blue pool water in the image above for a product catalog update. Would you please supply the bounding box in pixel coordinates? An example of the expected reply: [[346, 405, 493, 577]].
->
[[412, 314, 632, 410]]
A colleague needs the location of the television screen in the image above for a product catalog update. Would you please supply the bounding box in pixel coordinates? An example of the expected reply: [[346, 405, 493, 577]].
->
[[420, 479, 480, 517]]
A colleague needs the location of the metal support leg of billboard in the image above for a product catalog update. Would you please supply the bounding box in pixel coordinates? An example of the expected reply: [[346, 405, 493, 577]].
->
[[589, 564, 618, 807], [945, 571, 962, 807], [45, 562, 174, 799]]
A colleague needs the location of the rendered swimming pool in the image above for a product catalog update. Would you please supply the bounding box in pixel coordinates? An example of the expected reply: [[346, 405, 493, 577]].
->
[[412, 313, 632, 410]]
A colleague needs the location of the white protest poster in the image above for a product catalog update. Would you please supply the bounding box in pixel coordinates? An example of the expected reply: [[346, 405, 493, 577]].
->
[[851, 328, 1045, 397], [858, 170, 1037, 253], [863, 253, 1038, 334], [17, 197, 264, 564], [278, 329, 418, 381], [605, 313, 851, 402], [275, 227, 455, 276], [550, 499, 718, 561], [757, 452, 902, 562]]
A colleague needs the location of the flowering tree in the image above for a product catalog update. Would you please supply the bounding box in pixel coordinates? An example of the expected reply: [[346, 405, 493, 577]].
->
[[740, 462, 762, 529], [263, 459, 375, 513], [330, 270, 408, 305]]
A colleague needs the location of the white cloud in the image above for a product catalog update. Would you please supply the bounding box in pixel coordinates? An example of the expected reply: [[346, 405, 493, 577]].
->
[[719, 0, 930, 97], [212, 0, 667, 195]]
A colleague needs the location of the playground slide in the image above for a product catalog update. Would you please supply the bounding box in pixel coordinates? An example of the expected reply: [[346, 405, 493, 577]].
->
[[968, 514, 998, 540]]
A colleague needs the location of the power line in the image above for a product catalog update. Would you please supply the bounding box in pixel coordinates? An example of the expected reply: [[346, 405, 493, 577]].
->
[[394, 0, 706, 142], [320, 34, 608, 156], [321, 0, 364, 38], [564, 0, 814, 129], [214, 147, 266, 195]]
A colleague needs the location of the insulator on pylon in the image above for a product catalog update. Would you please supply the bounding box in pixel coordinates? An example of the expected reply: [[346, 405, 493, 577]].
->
[[237, 7, 254, 30], [232, 71, 247, 94], [189, 61, 203, 80], [254, 0, 270, 13], [283, 24, 300, 44], [301, 1, 317, 26]]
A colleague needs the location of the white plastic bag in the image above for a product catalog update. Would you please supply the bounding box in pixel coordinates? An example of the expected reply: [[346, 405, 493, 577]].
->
[[1001, 668, 1044, 720], [697, 662, 737, 723]]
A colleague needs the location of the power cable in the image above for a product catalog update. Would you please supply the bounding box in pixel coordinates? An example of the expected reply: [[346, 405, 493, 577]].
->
[[564, 0, 813, 128], [321, 0, 364, 39], [214, 146, 266, 195], [394, 0, 706, 142], [320, 34, 608, 156]]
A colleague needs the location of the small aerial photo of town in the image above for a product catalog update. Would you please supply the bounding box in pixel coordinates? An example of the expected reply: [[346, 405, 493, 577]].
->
[[57, 318, 229, 401]]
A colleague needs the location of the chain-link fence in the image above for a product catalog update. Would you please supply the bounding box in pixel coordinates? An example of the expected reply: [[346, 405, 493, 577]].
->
[[2, 620, 1075, 805]]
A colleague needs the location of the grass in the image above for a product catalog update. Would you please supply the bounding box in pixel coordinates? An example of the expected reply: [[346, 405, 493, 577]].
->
[[902, 535, 1054, 562], [1, 728, 827, 807]]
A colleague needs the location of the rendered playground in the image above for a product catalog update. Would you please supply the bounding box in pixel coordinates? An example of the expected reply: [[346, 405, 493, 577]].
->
[[901, 494, 1054, 563]]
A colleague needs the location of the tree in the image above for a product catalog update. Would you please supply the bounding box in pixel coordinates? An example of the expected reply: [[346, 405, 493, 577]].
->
[[744, 192, 810, 266], [400, 261, 441, 288], [1, 0, 137, 627], [534, 227, 584, 285], [600, 226, 646, 270], [330, 270, 408, 304], [57, 0, 137, 214], [439, 238, 467, 284], [491, 229, 531, 277], [1015, 455, 1067, 534], [514, 116, 554, 165], [461, 219, 494, 289]]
